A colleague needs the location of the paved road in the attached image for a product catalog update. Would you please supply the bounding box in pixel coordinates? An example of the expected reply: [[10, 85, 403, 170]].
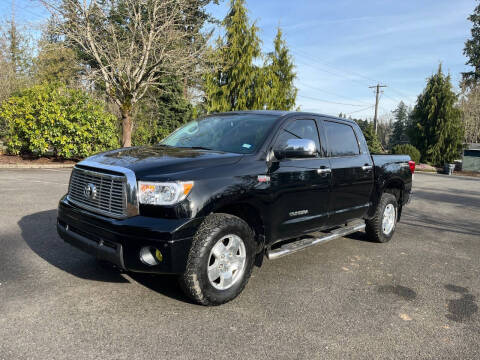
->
[[1, 170, 480, 360]]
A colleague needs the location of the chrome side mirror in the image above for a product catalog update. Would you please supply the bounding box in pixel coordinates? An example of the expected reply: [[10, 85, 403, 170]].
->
[[274, 138, 317, 159]]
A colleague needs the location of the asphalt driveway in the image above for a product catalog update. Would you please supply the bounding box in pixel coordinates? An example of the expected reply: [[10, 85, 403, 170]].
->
[[1, 170, 479, 359]]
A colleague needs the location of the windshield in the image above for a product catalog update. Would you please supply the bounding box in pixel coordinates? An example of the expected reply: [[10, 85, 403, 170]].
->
[[160, 114, 280, 154]]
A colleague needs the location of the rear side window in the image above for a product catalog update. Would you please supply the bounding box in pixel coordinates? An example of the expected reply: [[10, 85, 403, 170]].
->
[[324, 121, 360, 157]]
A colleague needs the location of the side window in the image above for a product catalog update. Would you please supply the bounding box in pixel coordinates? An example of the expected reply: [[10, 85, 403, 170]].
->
[[324, 121, 360, 157], [275, 119, 321, 154]]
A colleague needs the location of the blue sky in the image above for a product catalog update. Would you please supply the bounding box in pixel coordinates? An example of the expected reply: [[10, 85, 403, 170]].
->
[[1, 0, 475, 119]]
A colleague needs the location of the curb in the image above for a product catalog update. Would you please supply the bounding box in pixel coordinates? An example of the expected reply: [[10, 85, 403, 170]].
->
[[416, 170, 480, 180], [0, 164, 75, 169], [415, 170, 438, 174]]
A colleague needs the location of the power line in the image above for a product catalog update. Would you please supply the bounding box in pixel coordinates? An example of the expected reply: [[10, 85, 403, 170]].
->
[[291, 49, 378, 89], [296, 81, 372, 106], [290, 47, 414, 104], [346, 105, 375, 115], [388, 86, 412, 99], [381, 92, 403, 104], [294, 56, 374, 91], [297, 94, 368, 107], [291, 48, 378, 84]]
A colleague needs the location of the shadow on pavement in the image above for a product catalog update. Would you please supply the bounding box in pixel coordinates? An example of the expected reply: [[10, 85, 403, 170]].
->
[[18, 209, 194, 303], [402, 210, 480, 237], [344, 231, 374, 243], [413, 190, 480, 209], [18, 209, 128, 283], [128, 273, 194, 304]]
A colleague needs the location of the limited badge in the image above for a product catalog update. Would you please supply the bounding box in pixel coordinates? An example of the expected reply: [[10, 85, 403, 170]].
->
[[257, 175, 270, 183]]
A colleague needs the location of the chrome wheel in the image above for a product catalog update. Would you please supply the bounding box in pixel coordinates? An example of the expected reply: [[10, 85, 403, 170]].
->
[[207, 234, 246, 290], [382, 204, 396, 235]]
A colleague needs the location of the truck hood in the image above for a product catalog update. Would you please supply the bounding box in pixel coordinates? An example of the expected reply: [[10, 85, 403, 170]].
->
[[80, 145, 243, 180]]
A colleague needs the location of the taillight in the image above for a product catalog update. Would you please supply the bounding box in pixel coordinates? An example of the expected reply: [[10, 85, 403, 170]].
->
[[408, 160, 415, 174]]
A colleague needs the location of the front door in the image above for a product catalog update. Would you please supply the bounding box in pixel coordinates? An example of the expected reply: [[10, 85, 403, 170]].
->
[[268, 118, 332, 241]]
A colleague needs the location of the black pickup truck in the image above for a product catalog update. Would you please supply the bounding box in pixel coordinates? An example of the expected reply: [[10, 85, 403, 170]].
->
[[57, 111, 414, 305]]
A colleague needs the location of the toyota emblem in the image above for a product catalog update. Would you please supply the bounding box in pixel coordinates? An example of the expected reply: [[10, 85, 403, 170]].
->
[[84, 183, 97, 200]]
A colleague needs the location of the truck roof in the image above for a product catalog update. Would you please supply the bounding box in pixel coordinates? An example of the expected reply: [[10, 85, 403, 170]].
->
[[213, 110, 357, 125]]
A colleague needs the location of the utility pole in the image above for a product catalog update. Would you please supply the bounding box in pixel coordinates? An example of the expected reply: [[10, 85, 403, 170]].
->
[[369, 83, 387, 134]]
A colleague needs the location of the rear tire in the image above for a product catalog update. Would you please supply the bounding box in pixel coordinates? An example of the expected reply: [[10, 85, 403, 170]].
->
[[179, 213, 256, 306], [365, 193, 398, 243]]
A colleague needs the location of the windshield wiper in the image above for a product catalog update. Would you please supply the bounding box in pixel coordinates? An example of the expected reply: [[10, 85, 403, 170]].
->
[[183, 146, 212, 150]]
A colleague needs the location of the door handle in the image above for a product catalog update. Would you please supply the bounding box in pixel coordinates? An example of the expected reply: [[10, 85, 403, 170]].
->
[[317, 167, 332, 174], [362, 165, 373, 171]]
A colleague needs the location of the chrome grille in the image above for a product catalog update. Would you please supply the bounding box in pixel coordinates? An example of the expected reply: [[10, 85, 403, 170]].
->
[[68, 167, 127, 218]]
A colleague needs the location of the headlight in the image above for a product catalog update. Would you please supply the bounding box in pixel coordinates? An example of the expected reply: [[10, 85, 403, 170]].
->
[[138, 181, 194, 205]]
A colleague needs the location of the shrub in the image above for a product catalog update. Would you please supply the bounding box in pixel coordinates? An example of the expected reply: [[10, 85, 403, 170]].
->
[[0, 84, 120, 158], [392, 144, 421, 163]]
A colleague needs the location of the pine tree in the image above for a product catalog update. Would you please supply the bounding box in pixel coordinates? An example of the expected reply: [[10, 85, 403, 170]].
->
[[408, 65, 464, 165], [0, 19, 31, 105], [390, 101, 409, 147], [354, 119, 383, 153], [5, 19, 31, 76], [463, 1, 480, 87], [133, 77, 193, 145], [204, 0, 263, 112], [376, 118, 391, 148], [262, 27, 297, 110]]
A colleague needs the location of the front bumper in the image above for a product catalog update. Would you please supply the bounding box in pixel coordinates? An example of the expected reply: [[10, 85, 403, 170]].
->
[[57, 196, 203, 274]]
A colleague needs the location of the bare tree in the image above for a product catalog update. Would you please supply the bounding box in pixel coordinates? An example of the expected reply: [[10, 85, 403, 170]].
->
[[0, 37, 16, 105], [40, 0, 211, 147], [459, 85, 480, 144]]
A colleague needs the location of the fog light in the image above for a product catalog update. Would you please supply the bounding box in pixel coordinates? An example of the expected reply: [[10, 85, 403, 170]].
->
[[140, 247, 163, 266]]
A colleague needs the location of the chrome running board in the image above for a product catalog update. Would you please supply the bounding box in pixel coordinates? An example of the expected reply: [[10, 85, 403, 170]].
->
[[266, 221, 366, 260]]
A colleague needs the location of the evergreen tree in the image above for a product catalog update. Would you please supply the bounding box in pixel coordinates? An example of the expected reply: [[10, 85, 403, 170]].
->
[[377, 117, 393, 149], [0, 20, 31, 105], [133, 77, 193, 145], [408, 65, 464, 165], [33, 18, 81, 85], [262, 28, 297, 110], [390, 101, 409, 147], [204, 0, 263, 112], [354, 118, 383, 153], [463, 0, 480, 87], [6, 19, 31, 75]]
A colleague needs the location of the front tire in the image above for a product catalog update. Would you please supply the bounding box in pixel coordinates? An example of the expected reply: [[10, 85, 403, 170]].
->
[[365, 193, 398, 243], [179, 213, 256, 305]]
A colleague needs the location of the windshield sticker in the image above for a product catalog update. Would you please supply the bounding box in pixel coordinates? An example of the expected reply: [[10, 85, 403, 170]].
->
[[242, 144, 252, 149]]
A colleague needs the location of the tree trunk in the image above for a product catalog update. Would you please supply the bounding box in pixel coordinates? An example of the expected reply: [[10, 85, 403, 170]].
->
[[121, 108, 133, 147]]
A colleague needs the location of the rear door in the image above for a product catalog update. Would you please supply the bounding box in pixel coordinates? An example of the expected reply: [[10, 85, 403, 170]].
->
[[268, 117, 332, 241], [320, 119, 374, 225]]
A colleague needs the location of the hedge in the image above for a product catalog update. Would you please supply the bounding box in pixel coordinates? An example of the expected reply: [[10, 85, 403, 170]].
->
[[391, 144, 421, 164], [0, 84, 119, 159]]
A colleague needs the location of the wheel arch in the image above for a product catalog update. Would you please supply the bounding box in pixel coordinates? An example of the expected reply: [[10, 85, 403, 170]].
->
[[381, 178, 405, 220], [215, 202, 265, 246], [367, 176, 406, 220]]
